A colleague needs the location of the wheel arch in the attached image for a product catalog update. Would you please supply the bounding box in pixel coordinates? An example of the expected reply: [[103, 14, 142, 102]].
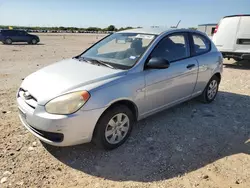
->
[[213, 72, 221, 83], [92, 99, 139, 140], [100, 99, 138, 122]]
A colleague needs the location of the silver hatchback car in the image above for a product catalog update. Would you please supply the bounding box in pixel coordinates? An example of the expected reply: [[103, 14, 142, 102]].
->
[[17, 28, 223, 149]]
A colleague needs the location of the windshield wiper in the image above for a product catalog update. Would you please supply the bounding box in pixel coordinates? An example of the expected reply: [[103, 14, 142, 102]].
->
[[77, 57, 115, 69], [89, 58, 116, 69]]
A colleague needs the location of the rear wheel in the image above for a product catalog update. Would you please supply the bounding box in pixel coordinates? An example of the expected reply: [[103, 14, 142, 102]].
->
[[199, 75, 220, 103], [5, 38, 12, 45], [93, 105, 134, 150]]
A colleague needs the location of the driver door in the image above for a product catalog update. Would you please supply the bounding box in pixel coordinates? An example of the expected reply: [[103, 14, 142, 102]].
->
[[143, 33, 198, 115], [18, 31, 29, 42]]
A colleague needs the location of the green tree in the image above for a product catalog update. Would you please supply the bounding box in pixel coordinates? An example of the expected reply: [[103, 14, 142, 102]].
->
[[118, 26, 134, 31], [106, 25, 116, 31], [59, 26, 66, 30]]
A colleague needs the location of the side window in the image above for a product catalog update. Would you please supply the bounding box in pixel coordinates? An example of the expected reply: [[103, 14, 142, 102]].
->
[[150, 33, 189, 62], [10, 31, 17, 36], [6, 31, 12, 36], [18, 31, 25, 36], [192, 34, 210, 55]]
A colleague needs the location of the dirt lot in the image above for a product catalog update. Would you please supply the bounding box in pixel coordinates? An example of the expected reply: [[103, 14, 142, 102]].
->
[[0, 34, 249, 188]]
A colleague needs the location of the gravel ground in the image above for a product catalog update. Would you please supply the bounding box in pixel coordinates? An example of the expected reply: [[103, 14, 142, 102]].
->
[[0, 34, 249, 188]]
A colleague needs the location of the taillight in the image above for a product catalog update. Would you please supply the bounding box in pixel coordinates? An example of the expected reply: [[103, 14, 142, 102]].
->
[[214, 25, 219, 34]]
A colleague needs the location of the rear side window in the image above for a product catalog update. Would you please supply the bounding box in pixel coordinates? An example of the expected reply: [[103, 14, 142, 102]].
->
[[0, 30, 6, 35], [3, 30, 17, 36], [192, 34, 211, 55]]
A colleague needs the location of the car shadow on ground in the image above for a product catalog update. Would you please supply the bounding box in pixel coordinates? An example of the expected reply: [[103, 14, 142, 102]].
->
[[44, 91, 250, 182], [224, 60, 250, 70]]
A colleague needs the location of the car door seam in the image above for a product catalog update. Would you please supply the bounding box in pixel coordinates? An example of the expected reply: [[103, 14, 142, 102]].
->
[[191, 59, 200, 94]]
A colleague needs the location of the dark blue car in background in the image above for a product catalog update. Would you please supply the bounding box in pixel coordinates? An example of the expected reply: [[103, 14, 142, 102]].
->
[[0, 30, 40, 45]]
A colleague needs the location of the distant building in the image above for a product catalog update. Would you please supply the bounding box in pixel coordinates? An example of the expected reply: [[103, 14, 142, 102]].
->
[[198, 24, 217, 37]]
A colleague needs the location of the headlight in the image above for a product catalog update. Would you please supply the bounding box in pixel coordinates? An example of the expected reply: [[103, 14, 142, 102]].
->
[[45, 91, 90, 115]]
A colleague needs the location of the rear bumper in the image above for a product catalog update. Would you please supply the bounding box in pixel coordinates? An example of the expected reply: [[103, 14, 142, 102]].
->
[[17, 97, 106, 146], [222, 52, 250, 60]]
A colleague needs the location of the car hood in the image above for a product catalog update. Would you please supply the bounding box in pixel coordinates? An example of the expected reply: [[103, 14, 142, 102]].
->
[[28, 34, 39, 39], [21, 58, 125, 105]]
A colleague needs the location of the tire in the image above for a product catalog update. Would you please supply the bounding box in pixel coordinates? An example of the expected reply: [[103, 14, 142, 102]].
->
[[93, 105, 134, 150], [5, 38, 12, 45], [31, 38, 37, 45], [199, 75, 220, 103]]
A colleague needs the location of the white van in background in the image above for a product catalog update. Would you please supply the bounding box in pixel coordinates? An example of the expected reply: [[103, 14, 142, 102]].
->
[[212, 15, 250, 61]]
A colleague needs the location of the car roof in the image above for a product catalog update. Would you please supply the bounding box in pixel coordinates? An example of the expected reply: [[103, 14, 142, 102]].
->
[[1, 29, 20, 32], [117, 27, 203, 36], [224, 14, 250, 18], [117, 27, 174, 35]]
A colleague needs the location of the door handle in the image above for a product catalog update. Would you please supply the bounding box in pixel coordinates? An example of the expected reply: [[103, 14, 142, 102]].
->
[[186, 64, 195, 69]]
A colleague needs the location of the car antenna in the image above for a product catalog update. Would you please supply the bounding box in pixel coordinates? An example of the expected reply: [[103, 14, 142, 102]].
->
[[171, 20, 181, 28], [176, 20, 181, 28]]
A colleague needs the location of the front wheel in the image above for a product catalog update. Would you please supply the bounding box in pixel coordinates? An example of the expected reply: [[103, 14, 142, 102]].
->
[[199, 75, 220, 103], [93, 105, 134, 150], [31, 38, 38, 45]]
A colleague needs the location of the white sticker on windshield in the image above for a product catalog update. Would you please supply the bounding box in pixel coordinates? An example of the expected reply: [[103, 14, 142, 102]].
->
[[129, 56, 136, 59], [135, 34, 154, 40]]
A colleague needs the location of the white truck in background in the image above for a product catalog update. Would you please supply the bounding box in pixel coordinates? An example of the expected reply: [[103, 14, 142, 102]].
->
[[212, 15, 250, 61]]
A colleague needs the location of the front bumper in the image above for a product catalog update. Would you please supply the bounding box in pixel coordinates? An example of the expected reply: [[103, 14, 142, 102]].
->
[[17, 97, 106, 146]]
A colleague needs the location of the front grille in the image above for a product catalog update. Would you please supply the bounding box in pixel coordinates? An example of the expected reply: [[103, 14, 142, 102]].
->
[[30, 126, 64, 142], [18, 88, 37, 109], [25, 121, 64, 142], [18, 105, 64, 143]]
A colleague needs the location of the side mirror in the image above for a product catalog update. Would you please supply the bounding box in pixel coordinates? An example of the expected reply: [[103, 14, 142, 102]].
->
[[146, 57, 170, 69]]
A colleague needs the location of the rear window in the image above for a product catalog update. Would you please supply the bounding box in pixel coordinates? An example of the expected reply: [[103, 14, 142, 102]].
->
[[192, 34, 211, 55], [0, 30, 5, 35], [1, 30, 8, 35], [1, 30, 19, 35]]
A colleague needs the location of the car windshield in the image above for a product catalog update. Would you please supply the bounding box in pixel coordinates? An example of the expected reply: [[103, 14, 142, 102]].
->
[[80, 33, 156, 69]]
